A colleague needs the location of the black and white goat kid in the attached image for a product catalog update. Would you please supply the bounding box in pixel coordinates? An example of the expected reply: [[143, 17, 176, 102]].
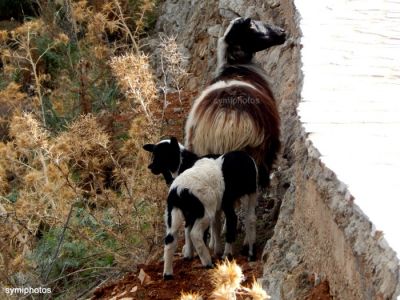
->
[[143, 137, 258, 279]]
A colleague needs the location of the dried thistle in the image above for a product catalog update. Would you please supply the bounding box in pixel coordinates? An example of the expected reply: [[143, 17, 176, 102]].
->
[[51, 114, 110, 163], [159, 34, 188, 80], [0, 30, 8, 44], [0, 82, 29, 113], [159, 34, 189, 102], [180, 291, 203, 300], [87, 12, 109, 44], [110, 53, 157, 120], [9, 113, 49, 151], [12, 19, 44, 39], [71, 0, 90, 23], [133, 0, 156, 38], [211, 285, 234, 300], [0, 148, 8, 193], [9, 20, 58, 126], [242, 279, 271, 300], [55, 33, 69, 45], [211, 259, 244, 300]]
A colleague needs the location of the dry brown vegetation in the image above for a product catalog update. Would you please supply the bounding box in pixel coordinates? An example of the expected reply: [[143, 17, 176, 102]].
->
[[0, 0, 190, 298], [1, 1, 278, 299]]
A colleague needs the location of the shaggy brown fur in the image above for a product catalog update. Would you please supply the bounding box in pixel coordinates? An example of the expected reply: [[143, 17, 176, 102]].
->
[[185, 66, 280, 174]]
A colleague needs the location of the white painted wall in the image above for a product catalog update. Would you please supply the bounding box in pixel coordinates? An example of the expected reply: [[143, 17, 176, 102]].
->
[[295, 0, 400, 258]]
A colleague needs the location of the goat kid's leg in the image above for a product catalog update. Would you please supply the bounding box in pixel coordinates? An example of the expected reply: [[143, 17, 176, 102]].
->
[[163, 208, 184, 280], [223, 205, 237, 260], [210, 210, 223, 257], [183, 225, 194, 260], [243, 192, 257, 261], [190, 217, 213, 268]]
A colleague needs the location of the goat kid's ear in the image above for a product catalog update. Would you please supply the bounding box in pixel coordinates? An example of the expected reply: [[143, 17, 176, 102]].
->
[[170, 136, 179, 148], [143, 144, 155, 152], [243, 18, 252, 27]]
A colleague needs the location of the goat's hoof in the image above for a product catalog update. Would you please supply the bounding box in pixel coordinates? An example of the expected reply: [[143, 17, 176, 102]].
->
[[163, 274, 173, 280], [205, 263, 214, 269], [222, 254, 234, 261], [248, 254, 256, 262], [183, 256, 193, 261], [214, 251, 223, 258], [241, 245, 249, 256]]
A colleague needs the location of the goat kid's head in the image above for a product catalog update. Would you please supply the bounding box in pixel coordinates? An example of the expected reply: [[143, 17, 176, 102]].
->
[[223, 17, 286, 63], [143, 137, 182, 184]]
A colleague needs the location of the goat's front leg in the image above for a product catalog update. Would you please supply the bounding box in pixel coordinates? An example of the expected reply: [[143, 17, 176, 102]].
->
[[163, 208, 184, 280], [243, 192, 257, 261], [210, 209, 223, 257], [190, 217, 213, 268]]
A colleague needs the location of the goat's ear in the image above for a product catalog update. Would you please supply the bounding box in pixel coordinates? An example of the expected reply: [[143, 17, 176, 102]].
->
[[143, 144, 155, 152], [170, 136, 179, 148], [243, 18, 252, 27]]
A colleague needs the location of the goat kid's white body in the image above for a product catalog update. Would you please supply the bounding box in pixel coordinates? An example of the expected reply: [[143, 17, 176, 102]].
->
[[163, 158, 225, 277], [171, 158, 225, 218]]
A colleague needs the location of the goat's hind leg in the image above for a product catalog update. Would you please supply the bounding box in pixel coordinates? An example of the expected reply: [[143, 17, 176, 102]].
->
[[222, 204, 237, 260], [190, 217, 213, 268], [163, 208, 184, 280], [243, 192, 257, 261], [183, 225, 194, 260]]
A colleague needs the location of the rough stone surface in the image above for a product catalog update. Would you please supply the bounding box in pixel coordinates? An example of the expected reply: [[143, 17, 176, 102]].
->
[[153, 0, 400, 299]]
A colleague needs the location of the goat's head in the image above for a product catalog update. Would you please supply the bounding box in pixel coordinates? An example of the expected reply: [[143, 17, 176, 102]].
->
[[222, 17, 286, 64], [143, 137, 182, 184]]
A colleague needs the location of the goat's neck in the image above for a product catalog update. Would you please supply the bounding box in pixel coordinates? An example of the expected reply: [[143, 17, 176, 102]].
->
[[217, 37, 256, 74], [217, 37, 229, 71], [163, 149, 199, 185], [178, 149, 199, 174]]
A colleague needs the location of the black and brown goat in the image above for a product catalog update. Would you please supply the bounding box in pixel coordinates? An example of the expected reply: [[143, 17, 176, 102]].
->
[[185, 17, 286, 187]]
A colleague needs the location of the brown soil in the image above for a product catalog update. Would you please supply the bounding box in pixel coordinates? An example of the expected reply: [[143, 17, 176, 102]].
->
[[306, 281, 332, 300], [152, 91, 197, 140], [92, 256, 262, 300]]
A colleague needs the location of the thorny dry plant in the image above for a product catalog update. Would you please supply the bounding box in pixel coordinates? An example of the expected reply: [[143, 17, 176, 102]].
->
[[0, 112, 166, 293], [0, 0, 187, 298], [2, 20, 69, 127], [180, 291, 203, 300], [110, 53, 157, 120], [179, 260, 271, 300], [159, 34, 189, 97], [158, 34, 189, 127]]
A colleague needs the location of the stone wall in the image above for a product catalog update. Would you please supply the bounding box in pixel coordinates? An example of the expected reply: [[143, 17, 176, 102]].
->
[[153, 0, 400, 298]]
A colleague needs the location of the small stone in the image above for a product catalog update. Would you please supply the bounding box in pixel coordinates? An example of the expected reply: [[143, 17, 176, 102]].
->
[[116, 291, 127, 298], [173, 107, 184, 113], [138, 268, 152, 285], [130, 286, 138, 293], [267, 0, 280, 8]]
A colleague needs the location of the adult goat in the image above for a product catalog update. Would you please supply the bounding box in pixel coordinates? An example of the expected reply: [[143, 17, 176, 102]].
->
[[185, 17, 286, 187]]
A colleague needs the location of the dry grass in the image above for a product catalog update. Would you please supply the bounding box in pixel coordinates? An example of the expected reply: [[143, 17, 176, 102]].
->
[[0, 0, 188, 298]]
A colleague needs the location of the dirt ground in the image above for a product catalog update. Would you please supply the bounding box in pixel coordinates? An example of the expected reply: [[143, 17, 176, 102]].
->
[[90, 254, 331, 300], [91, 256, 263, 300]]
